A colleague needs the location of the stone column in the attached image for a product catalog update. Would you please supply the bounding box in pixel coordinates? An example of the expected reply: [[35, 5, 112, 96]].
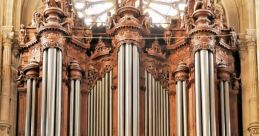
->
[[0, 28, 14, 136], [239, 40, 250, 136], [256, 0, 259, 86], [246, 29, 259, 136]]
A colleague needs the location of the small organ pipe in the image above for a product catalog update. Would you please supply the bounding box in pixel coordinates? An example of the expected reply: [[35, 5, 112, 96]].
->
[[25, 79, 32, 136], [30, 79, 37, 136], [144, 71, 148, 136], [225, 81, 231, 136], [183, 81, 188, 136], [69, 80, 75, 136], [74, 80, 81, 136], [109, 71, 113, 136], [148, 73, 152, 136], [176, 81, 183, 136]]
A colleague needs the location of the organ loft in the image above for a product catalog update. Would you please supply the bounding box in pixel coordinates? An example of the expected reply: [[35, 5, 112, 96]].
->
[[2, 0, 251, 135]]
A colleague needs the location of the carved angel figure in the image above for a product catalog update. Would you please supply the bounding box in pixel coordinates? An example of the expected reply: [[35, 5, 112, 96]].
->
[[19, 24, 26, 45], [230, 28, 238, 46], [142, 13, 151, 30], [32, 12, 44, 30], [194, 0, 213, 10], [106, 12, 113, 29]]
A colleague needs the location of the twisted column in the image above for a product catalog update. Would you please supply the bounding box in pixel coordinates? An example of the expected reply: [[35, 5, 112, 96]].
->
[[174, 62, 189, 136]]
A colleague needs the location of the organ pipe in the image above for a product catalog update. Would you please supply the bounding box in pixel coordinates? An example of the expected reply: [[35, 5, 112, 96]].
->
[[117, 43, 140, 135], [218, 63, 232, 136], [24, 61, 39, 136], [145, 70, 170, 136], [87, 71, 113, 136], [69, 60, 82, 136], [174, 62, 189, 136]]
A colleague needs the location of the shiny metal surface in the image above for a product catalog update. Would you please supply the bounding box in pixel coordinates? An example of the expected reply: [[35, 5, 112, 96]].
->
[[25, 79, 32, 136], [40, 50, 47, 136], [176, 81, 183, 136], [56, 50, 62, 136], [31, 79, 36, 136], [209, 52, 216, 136], [69, 80, 75, 136]]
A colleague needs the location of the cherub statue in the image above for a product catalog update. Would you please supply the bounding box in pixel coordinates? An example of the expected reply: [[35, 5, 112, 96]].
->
[[194, 0, 213, 11], [16, 70, 24, 86], [230, 28, 238, 46]]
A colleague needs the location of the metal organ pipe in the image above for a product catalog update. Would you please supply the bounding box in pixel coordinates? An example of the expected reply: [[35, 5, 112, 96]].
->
[[24, 61, 39, 136], [194, 48, 216, 136], [218, 63, 232, 136], [117, 43, 140, 136], [174, 62, 189, 136], [69, 60, 82, 136], [87, 71, 113, 136], [145, 70, 170, 136]]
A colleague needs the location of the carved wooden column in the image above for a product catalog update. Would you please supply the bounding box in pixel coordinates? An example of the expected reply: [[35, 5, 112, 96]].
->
[[246, 29, 259, 136], [191, 7, 217, 136], [174, 62, 189, 136], [0, 28, 14, 136]]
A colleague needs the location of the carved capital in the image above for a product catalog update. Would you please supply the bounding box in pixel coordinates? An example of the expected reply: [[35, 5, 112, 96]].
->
[[192, 34, 216, 52], [248, 122, 259, 136], [23, 61, 39, 79], [113, 30, 144, 48], [174, 62, 189, 81], [69, 59, 82, 80], [0, 122, 10, 136], [41, 32, 66, 50], [217, 62, 231, 81]]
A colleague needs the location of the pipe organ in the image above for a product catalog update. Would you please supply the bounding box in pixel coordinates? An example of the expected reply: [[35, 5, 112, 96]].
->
[[16, 0, 242, 136]]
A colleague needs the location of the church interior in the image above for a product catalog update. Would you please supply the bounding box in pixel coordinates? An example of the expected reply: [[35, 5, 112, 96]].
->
[[0, 0, 259, 136]]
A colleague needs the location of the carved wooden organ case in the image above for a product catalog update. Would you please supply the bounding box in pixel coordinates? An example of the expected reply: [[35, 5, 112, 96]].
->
[[16, 0, 242, 136]]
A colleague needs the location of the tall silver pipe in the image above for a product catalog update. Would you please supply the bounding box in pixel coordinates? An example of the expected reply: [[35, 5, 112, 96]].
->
[[100, 77, 104, 136], [166, 91, 169, 136], [200, 50, 210, 136], [125, 44, 132, 136], [176, 81, 183, 136], [105, 73, 109, 135], [30, 79, 37, 136], [69, 80, 75, 136], [161, 87, 164, 136], [96, 81, 100, 136], [183, 81, 188, 136], [209, 52, 216, 136], [163, 89, 167, 135], [46, 48, 54, 135], [56, 50, 62, 136], [145, 71, 148, 136], [88, 90, 91, 136], [225, 81, 231, 136], [118, 45, 125, 136], [155, 81, 159, 136], [109, 71, 113, 136], [158, 82, 161, 136], [194, 52, 202, 136], [220, 81, 225, 136], [74, 80, 81, 136], [50, 49, 57, 136], [93, 85, 97, 136], [41, 50, 47, 136], [148, 73, 152, 136], [25, 79, 32, 136], [152, 77, 156, 135], [133, 45, 139, 136]]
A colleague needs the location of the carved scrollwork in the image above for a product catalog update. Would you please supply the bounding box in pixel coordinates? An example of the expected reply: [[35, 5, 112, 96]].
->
[[146, 38, 166, 60], [91, 37, 112, 60]]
